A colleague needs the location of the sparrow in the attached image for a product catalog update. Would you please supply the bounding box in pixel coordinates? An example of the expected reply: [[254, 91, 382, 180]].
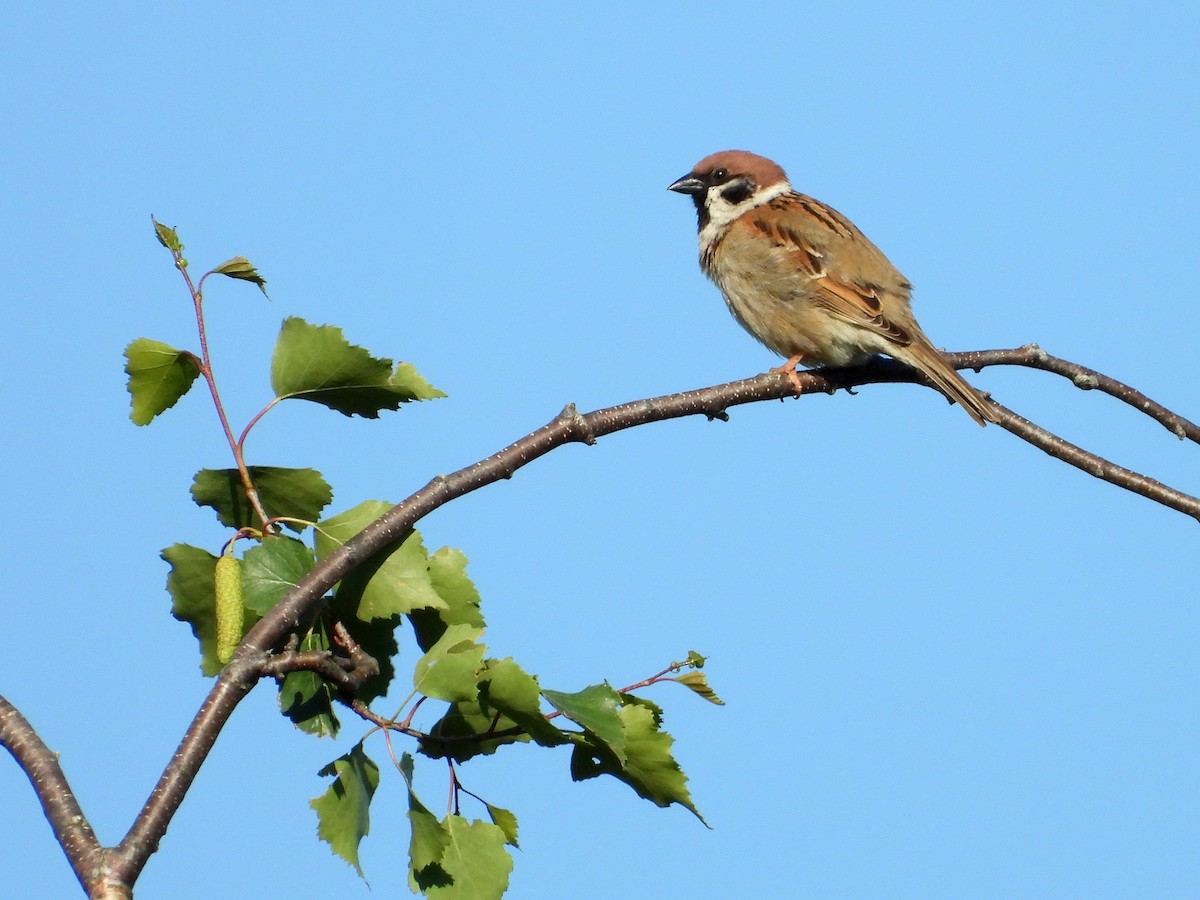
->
[[669, 150, 998, 426]]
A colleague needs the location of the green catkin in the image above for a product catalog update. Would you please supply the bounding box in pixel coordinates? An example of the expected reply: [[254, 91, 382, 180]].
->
[[214, 554, 244, 664]]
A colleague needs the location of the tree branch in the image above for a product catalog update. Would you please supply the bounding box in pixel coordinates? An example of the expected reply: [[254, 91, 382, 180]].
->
[[959, 345, 1200, 443], [11, 345, 1195, 891], [809, 348, 1200, 520], [989, 400, 1200, 518], [0, 693, 103, 895], [108, 662, 259, 887], [260, 628, 380, 695]]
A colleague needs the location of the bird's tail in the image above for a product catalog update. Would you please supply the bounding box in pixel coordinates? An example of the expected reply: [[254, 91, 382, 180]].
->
[[899, 340, 999, 427]]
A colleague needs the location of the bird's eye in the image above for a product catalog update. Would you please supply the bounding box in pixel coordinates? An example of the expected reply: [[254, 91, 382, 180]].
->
[[712, 168, 728, 181]]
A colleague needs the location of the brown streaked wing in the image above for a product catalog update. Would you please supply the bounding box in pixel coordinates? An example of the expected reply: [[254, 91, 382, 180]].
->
[[747, 203, 913, 347], [749, 214, 826, 277], [812, 278, 913, 347], [768, 194, 856, 239]]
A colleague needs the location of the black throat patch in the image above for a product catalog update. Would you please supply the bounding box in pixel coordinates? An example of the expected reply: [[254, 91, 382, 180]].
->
[[693, 193, 710, 231]]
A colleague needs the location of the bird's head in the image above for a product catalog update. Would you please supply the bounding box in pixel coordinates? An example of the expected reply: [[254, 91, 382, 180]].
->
[[668, 150, 791, 233]]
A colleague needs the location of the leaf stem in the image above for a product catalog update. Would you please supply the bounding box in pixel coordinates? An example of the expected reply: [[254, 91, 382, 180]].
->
[[171, 251, 271, 529], [446, 758, 460, 816], [237, 396, 283, 450]]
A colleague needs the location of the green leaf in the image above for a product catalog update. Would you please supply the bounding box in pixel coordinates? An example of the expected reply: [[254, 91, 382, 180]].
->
[[279, 624, 340, 737], [413, 624, 486, 703], [484, 803, 519, 849], [543, 683, 625, 763], [311, 742, 379, 877], [391, 362, 445, 402], [163, 543, 260, 676], [419, 698, 530, 763], [190, 466, 333, 533], [270, 317, 445, 417], [241, 535, 315, 614], [427, 549, 484, 625], [419, 815, 512, 899], [400, 753, 450, 883], [399, 761, 514, 900], [163, 543, 218, 675], [568, 695, 706, 824], [673, 671, 725, 706], [151, 216, 182, 252], [408, 811, 449, 878], [410, 547, 487, 652], [480, 658, 565, 748], [124, 338, 201, 425], [316, 501, 446, 620], [210, 256, 268, 297]]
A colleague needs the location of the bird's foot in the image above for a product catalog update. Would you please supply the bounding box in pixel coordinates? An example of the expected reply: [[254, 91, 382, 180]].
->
[[770, 355, 806, 394]]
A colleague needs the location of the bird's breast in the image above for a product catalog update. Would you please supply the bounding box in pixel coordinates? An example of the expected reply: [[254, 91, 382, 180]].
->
[[702, 234, 875, 367]]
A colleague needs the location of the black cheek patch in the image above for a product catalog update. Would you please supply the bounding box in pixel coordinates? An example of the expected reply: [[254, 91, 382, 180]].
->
[[719, 182, 753, 205]]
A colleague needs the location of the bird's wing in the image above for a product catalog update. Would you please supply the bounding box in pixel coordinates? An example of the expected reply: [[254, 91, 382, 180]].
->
[[749, 195, 915, 347]]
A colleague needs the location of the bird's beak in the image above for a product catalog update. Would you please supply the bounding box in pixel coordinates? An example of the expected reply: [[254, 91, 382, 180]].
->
[[667, 174, 705, 195]]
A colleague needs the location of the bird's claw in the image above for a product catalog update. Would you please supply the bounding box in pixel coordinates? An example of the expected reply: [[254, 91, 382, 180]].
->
[[769, 355, 806, 394]]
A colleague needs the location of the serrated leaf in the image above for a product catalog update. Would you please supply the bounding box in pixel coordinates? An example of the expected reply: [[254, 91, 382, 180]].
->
[[190, 466, 332, 533], [484, 803, 519, 849], [428, 549, 483, 614], [241, 536, 315, 614], [424, 815, 512, 899], [152, 216, 182, 252], [400, 753, 450, 880], [390, 362, 445, 402], [673, 671, 725, 706], [316, 501, 446, 620], [124, 338, 201, 425], [543, 683, 625, 764], [568, 695, 706, 824], [210, 256, 268, 297], [279, 624, 340, 737], [163, 543, 260, 676], [413, 624, 486, 703], [270, 317, 445, 417], [163, 544, 218, 675], [311, 743, 379, 877], [410, 547, 486, 652], [480, 658, 565, 748]]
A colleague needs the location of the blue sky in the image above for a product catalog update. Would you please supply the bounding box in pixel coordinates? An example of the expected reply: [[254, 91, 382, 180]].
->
[[3, 3, 1199, 897]]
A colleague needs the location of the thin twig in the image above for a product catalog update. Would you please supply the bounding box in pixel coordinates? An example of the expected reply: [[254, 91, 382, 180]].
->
[[957, 345, 1200, 443], [171, 251, 272, 529], [347, 657, 699, 752], [990, 401, 1200, 519], [328, 619, 376, 679], [259, 639, 379, 695]]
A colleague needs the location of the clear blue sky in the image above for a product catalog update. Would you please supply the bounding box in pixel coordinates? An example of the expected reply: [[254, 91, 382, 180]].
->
[[3, 3, 1199, 897]]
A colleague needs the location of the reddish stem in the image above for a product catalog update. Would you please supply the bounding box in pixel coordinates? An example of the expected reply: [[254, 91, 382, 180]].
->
[[173, 251, 271, 528]]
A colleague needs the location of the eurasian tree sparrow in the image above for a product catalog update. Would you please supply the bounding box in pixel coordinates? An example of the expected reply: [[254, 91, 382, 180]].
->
[[669, 150, 998, 426]]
